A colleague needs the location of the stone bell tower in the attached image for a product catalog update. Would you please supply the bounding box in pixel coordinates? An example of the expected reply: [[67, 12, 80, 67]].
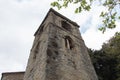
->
[[23, 8, 98, 80]]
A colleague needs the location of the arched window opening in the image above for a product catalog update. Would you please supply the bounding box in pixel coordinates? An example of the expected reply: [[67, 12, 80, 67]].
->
[[65, 36, 74, 50], [62, 21, 71, 31]]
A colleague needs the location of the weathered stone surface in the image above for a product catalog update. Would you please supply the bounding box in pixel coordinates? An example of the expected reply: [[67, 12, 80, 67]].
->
[[1, 72, 25, 80], [24, 8, 98, 80]]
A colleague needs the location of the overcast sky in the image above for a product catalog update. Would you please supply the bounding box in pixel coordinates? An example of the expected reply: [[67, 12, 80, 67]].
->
[[0, 0, 120, 79]]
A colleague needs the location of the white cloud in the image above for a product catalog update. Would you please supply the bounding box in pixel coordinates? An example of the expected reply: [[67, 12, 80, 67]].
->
[[82, 22, 120, 50]]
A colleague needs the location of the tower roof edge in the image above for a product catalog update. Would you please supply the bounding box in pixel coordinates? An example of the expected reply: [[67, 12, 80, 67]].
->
[[34, 8, 80, 36], [49, 8, 80, 27]]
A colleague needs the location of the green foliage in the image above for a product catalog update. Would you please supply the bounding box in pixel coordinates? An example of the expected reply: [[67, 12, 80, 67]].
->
[[101, 32, 120, 80], [75, 7, 82, 13], [118, 16, 120, 20], [99, 27, 106, 33], [89, 49, 117, 80], [99, 11, 117, 33], [51, 0, 120, 33], [51, 0, 91, 13], [51, 1, 62, 9], [89, 32, 120, 80]]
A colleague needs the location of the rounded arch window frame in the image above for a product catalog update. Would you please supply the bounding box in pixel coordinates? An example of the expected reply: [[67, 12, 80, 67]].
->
[[64, 36, 74, 50]]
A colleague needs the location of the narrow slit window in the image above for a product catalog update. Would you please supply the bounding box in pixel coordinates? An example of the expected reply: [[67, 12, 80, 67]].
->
[[65, 36, 74, 50]]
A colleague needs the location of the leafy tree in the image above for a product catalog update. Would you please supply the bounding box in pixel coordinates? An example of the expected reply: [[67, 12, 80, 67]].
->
[[89, 49, 117, 80], [102, 32, 120, 80], [51, 0, 120, 33], [89, 32, 120, 80]]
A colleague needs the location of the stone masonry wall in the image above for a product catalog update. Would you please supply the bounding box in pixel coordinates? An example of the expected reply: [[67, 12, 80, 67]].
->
[[1, 72, 25, 80], [44, 23, 98, 80]]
